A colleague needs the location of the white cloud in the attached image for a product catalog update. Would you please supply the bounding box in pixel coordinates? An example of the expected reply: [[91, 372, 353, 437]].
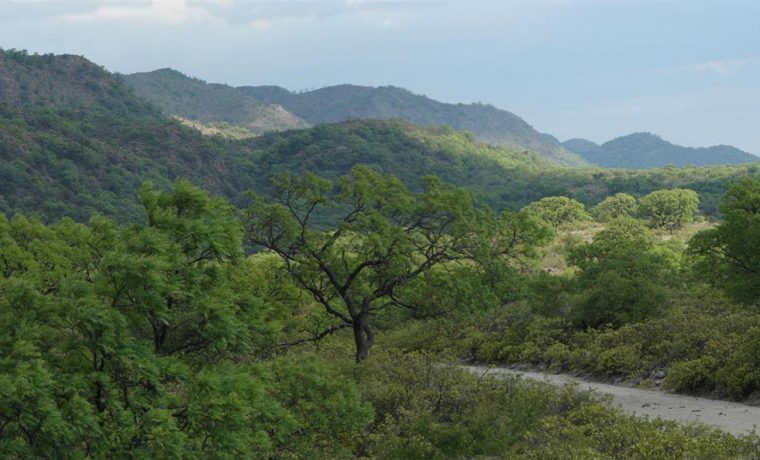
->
[[60, 0, 219, 25], [686, 58, 755, 76]]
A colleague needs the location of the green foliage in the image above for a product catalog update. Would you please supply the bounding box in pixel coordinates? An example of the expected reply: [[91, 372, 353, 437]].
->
[[592, 192, 638, 222], [244, 166, 549, 360], [690, 177, 760, 306], [355, 350, 757, 459], [0, 182, 371, 457], [523, 196, 590, 228], [568, 218, 678, 327], [638, 188, 700, 229]]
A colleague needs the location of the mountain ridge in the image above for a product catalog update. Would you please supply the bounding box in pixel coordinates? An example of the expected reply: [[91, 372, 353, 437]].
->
[[237, 83, 588, 167], [121, 68, 308, 134], [563, 132, 757, 168], [120, 67, 586, 167]]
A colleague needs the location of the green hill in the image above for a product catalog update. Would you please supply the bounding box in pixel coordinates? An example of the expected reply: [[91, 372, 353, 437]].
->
[[0, 49, 257, 221], [563, 133, 758, 168], [122, 68, 308, 134], [239, 84, 588, 167]]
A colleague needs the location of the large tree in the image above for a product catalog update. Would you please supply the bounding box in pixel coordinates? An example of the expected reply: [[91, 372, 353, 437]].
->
[[244, 166, 534, 361], [690, 178, 760, 305], [0, 181, 371, 458]]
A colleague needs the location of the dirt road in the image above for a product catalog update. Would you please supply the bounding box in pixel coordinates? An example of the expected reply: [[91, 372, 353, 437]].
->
[[461, 365, 760, 437]]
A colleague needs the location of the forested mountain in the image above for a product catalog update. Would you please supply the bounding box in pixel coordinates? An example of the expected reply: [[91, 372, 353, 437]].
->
[[122, 69, 308, 133], [119, 67, 587, 166], [2, 49, 759, 223], [0, 49, 260, 221], [239, 83, 589, 167], [563, 133, 758, 168]]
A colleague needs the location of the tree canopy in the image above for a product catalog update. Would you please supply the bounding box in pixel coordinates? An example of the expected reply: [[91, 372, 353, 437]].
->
[[637, 188, 699, 229], [690, 178, 760, 306]]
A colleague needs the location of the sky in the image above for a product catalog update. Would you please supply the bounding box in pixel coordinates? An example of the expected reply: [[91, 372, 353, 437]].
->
[[2, 0, 760, 154]]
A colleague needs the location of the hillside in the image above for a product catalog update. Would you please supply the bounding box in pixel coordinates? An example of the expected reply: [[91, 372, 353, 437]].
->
[[2, 49, 759, 223], [0, 49, 257, 221], [238, 84, 588, 167], [563, 133, 758, 168], [0, 50, 556, 221], [118, 66, 587, 167], [122, 69, 308, 134]]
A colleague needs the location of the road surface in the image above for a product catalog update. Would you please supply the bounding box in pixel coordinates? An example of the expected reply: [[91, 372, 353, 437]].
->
[[460, 365, 760, 437]]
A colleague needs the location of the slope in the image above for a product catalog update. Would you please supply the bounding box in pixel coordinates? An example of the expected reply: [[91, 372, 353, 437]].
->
[[238, 84, 588, 167], [563, 133, 757, 168], [122, 68, 308, 134], [2, 49, 759, 223]]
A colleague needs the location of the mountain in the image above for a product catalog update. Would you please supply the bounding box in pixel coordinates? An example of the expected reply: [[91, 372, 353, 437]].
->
[[119, 67, 587, 166], [563, 133, 757, 168], [0, 49, 559, 222], [238, 84, 588, 167], [122, 69, 308, 134], [561, 138, 600, 158], [2, 49, 757, 223], [0, 49, 259, 221]]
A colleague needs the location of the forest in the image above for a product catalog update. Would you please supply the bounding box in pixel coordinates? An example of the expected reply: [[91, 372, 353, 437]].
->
[[3, 165, 760, 458]]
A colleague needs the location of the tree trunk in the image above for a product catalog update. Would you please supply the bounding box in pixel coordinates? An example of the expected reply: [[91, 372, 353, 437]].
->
[[352, 314, 373, 362]]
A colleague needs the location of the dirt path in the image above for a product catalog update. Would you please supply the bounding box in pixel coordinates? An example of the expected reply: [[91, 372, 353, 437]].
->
[[461, 365, 760, 437]]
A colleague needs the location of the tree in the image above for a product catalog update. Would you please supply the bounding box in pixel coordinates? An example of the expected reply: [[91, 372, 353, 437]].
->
[[523, 196, 589, 228], [690, 178, 760, 305], [568, 218, 679, 327], [244, 166, 490, 361], [592, 193, 637, 222], [637, 188, 699, 230], [0, 182, 371, 457]]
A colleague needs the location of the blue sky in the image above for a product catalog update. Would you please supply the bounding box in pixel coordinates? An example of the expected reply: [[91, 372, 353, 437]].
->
[[2, 0, 759, 154]]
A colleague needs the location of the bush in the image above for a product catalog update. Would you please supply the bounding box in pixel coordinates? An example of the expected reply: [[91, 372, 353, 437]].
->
[[592, 192, 638, 222], [664, 357, 719, 393], [523, 196, 590, 228], [638, 188, 699, 230]]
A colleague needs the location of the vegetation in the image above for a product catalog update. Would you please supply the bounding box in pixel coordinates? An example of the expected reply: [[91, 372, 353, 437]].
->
[[7, 48, 760, 457], [637, 188, 699, 230], [523, 196, 590, 228], [5, 175, 760, 457], [3, 48, 760, 226], [563, 132, 757, 168], [592, 192, 638, 222]]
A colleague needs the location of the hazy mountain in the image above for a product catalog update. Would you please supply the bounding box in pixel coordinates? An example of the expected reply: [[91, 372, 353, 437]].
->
[[561, 138, 600, 158], [122, 69, 308, 134], [238, 84, 588, 167], [563, 133, 757, 168]]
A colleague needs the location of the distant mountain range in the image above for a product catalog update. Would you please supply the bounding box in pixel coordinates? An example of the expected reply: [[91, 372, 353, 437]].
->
[[122, 70, 587, 167], [563, 133, 757, 169]]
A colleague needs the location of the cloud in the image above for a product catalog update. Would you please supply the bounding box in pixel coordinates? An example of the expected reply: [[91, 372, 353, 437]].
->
[[60, 0, 220, 25], [686, 58, 755, 76]]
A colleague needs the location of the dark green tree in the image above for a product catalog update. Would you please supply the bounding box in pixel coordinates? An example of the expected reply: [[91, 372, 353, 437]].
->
[[569, 218, 679, 327], [690, 178, 760, 305]]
